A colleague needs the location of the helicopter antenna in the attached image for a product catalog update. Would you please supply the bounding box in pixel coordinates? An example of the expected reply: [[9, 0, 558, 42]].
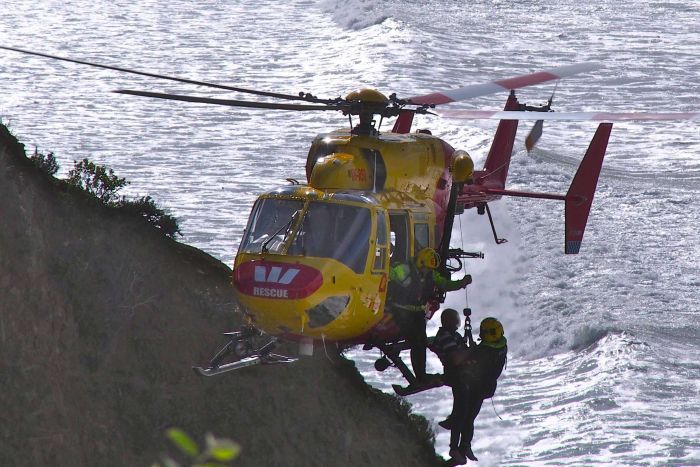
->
[[525, 81, 557, 153], [373, 152, 377, 193], [549, 80, 559, 106]]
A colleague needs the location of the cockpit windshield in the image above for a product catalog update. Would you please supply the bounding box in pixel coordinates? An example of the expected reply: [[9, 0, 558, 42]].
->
[[240, 198, 304, 254], [288, 201, 371, 273], [239, 197, 372, 274]]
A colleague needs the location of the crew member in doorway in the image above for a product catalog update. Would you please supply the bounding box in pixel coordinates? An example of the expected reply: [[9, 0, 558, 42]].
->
[[387, 248, 471, 384], [432, 310, 508, 465]]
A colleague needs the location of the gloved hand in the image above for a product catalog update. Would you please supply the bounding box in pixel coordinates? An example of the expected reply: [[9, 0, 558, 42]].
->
[[460, 275, 472, 288]]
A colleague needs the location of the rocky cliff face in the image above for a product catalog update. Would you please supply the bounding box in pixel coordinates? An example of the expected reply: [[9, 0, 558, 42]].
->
[[0, 124, 439, 466]]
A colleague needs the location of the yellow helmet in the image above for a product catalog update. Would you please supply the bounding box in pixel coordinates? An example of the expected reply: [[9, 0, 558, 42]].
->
[[480, 317, 505, 347], [416, 247, 440, 270]]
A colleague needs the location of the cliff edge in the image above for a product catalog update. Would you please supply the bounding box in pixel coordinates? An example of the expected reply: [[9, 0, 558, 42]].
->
[[0, 124, 439, 466]]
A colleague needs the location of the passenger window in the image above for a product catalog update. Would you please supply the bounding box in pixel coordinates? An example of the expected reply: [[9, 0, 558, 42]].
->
[[389, 213, 409, 265], [414, 223, 429, 255]]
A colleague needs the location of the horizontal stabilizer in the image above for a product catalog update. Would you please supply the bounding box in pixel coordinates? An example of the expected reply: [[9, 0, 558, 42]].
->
[[565, 123, 612, 254]]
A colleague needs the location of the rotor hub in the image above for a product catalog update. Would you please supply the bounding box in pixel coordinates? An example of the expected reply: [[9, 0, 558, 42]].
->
[[345, 88, 389, 104]]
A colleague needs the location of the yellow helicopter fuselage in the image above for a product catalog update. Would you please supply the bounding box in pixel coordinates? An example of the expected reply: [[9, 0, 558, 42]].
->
[[232, 129, 468, 344]]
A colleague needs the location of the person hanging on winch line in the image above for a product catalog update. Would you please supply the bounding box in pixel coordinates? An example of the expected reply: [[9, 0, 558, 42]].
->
[[432, 309, 508, 465], [387, 247, 471, 385]]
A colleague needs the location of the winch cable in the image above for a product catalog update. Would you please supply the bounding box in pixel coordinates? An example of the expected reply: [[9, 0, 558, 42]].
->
[[321, 334, 333, 362], [460, 211, 503, 419], [491, 398, 504, 420], [459, 213, 476, 347]]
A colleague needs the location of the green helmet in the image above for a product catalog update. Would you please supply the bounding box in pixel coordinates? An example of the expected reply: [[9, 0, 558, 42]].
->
[[480, 317, 506, 348]]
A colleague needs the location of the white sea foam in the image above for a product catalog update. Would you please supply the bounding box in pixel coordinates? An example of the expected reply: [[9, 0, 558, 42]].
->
[[319, 0, 390, 30]]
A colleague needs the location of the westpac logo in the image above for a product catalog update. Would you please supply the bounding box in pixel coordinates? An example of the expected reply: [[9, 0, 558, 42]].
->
[[235, 261, 322, 300], [253, 266, 300, 285]]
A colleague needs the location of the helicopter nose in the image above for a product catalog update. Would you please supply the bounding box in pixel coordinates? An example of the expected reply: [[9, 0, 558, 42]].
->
[[233, 258, 356, 337], [233, 260, 323, 299], [304, 292, 352, 330]]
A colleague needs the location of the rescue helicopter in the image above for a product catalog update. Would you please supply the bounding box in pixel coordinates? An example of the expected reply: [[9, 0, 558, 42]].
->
[[3, 46, 697, 395]]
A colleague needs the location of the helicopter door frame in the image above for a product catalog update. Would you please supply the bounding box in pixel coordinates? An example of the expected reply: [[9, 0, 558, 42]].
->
[[372, 208, 390, 273], [409, 211, 433, 257], [388, 211, 410, 265]]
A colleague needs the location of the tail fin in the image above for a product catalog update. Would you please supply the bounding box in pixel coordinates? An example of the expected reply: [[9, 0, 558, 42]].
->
[[565, 123, 612, 254], [479, 92, 520, 189], [392, 110, 414, 133]]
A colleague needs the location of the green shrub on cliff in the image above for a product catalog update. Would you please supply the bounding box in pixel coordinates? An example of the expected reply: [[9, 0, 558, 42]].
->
[[29, 147, 59, 176], [65, 157, 180, 237], [117, 196, 181, 238], [67, 158, 128, 204], [22, 138, 181, 238]]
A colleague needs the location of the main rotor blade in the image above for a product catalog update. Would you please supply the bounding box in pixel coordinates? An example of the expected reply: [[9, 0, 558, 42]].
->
[[0, 45, 309, 102], [114, 89, 343, 111], [438, 110, 700, 121], [408, 62, 600, 106]]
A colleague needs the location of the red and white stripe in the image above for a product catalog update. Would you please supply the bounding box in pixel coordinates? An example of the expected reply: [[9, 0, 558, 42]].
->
[[408, 62, 600, 106], [438, 110, 700, 121]]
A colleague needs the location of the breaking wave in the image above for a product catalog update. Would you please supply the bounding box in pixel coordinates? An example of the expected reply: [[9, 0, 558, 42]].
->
[[567, 325, 628, 351], [319, 0, 391, 30]]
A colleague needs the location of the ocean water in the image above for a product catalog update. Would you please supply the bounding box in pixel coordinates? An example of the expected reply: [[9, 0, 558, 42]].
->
[[1, 0, 699, 464]]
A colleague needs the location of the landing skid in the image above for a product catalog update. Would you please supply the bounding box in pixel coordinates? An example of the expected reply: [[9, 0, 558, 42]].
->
[[193, 326, 296, 377], [193, 352, 296, 377]]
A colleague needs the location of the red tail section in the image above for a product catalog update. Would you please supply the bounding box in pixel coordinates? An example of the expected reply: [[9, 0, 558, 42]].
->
[[392, 111, 414, 133], [460, 122, 612, 254], [564, 123, 612, 253], [475, 92, 520, 189]]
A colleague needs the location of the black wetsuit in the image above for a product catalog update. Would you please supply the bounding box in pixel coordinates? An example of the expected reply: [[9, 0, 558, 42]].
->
[[433, 327, 507, 453]]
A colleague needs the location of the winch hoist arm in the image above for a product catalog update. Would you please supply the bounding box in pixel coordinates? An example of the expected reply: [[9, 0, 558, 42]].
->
[[438, 182, 462, 268]]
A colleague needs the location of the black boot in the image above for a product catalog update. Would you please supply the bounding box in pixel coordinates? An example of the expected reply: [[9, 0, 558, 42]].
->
[[460, 444, 478, 462], [410, 345, 427, 382], [438, 415, 454, 430]]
